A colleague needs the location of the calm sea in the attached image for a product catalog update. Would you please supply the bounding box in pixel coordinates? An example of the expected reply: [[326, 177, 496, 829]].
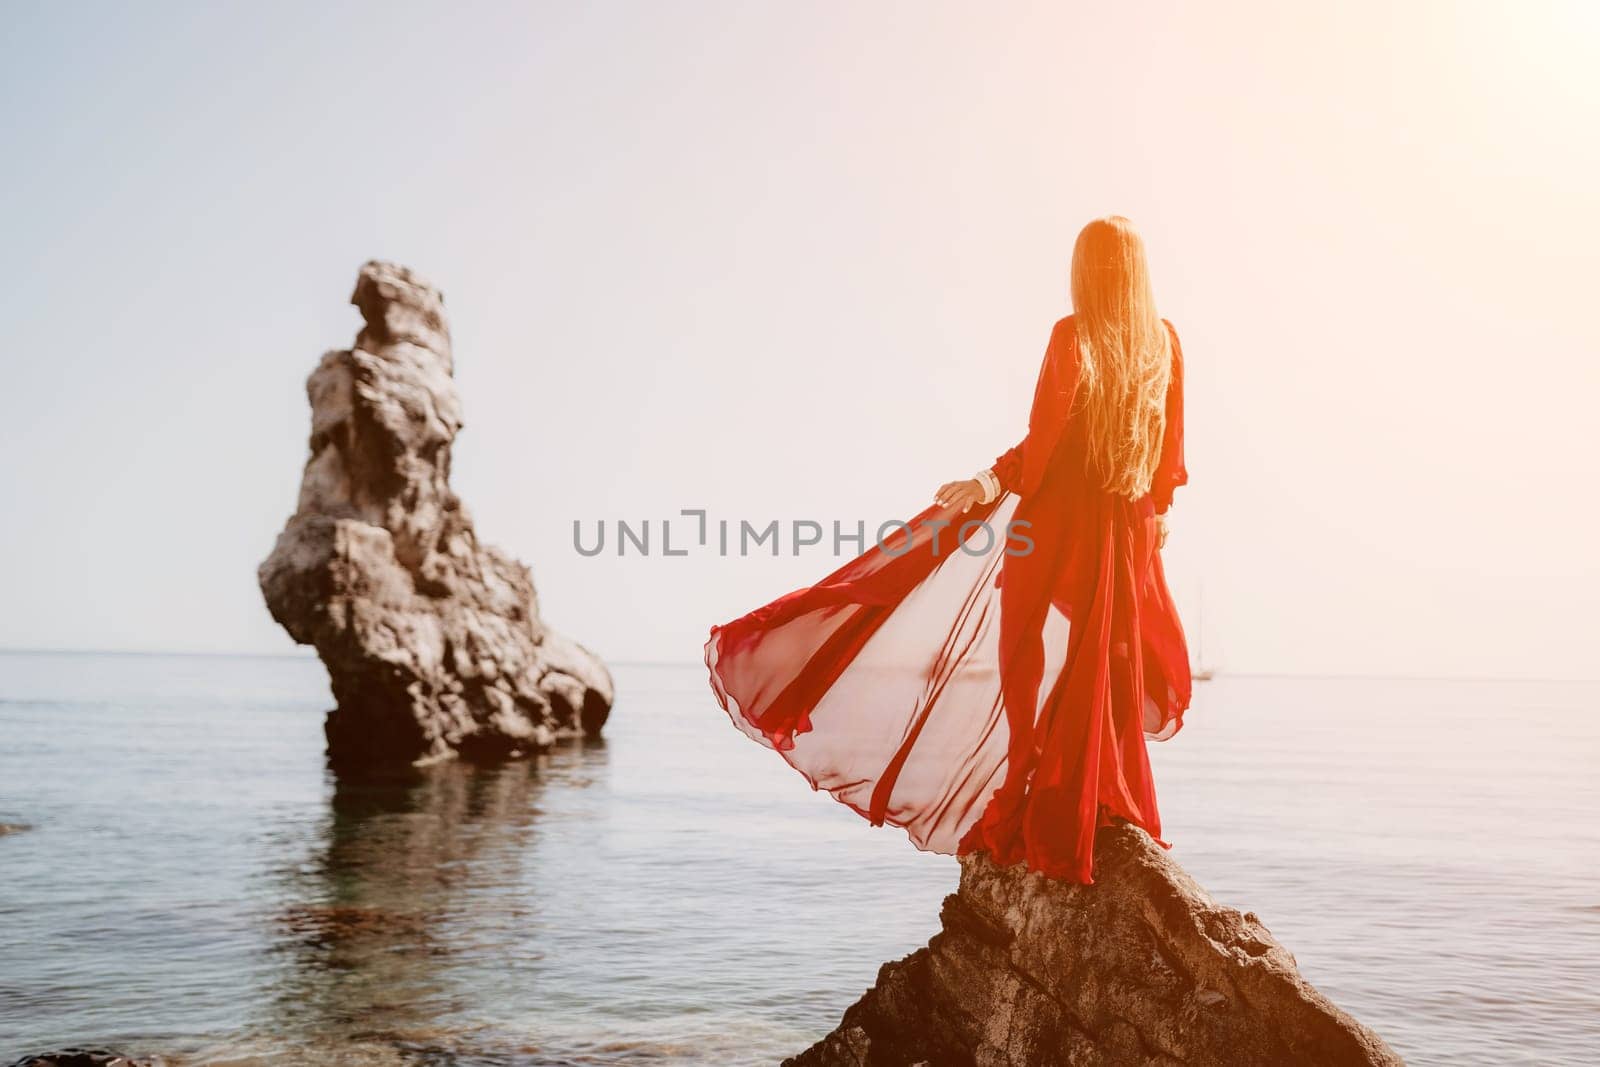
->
[[0, 653, 1595, 1066]]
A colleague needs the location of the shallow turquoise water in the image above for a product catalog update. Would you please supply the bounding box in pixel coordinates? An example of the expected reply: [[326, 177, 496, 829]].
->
[[0, 653, 1596, 1065]]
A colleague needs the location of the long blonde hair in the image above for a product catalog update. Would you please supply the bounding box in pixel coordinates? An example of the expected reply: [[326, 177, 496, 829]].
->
[[1070, 215, 1172, 498]]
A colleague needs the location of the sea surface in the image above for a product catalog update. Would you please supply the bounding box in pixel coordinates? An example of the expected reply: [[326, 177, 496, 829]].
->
[[0, 652, 1596, 1066]]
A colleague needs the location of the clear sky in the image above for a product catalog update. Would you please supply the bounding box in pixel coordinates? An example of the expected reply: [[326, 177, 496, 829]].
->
[[2, 2, 1596, 678]]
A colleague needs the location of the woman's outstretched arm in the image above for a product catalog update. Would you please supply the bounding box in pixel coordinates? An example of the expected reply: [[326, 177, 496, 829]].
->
[[933, 438, 1024, 512], [934, 316, 1072, 511]]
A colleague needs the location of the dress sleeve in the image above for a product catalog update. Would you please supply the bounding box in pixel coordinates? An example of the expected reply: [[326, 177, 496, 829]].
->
[[991, 439, 1026, 495], [989, 315, 1076, 499], [1150, 321, 1187, 515]]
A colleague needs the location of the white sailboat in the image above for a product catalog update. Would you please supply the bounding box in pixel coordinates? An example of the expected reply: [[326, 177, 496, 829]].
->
[[1191, 589, 1215, 681]]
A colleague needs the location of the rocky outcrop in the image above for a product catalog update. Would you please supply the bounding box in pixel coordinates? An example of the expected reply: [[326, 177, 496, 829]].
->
[[259, 262, 613, 768], [789, 823, 1403, 1067]]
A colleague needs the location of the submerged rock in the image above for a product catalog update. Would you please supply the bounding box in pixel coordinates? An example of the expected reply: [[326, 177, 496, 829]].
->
[[788, 823, 1403, 1067], [8, 1052, 166, 1067], [259, 261, 612, 768]]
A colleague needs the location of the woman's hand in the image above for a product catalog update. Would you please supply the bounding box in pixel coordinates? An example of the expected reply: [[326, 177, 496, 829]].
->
[[935, 479, 986, 513], [1156, 515, 1169, 549]]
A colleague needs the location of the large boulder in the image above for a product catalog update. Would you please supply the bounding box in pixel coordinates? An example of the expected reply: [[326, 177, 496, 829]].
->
[[259, 261, 612, 768], [789, 823, 1404, 1067]]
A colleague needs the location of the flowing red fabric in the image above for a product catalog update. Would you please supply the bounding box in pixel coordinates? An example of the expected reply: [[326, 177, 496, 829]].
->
[[706, 315, 1191, 883]]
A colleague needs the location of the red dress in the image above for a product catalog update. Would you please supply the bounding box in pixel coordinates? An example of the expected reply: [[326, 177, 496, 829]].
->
[[705, 315, 1190, 883]]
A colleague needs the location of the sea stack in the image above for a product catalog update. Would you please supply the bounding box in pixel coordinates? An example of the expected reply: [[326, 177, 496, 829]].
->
[[259, 261, 613, 768], [789, 823, 1404, 1067]]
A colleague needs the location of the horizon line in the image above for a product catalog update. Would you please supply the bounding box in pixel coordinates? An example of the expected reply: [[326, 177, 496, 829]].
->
[[0, 646, 1595, 686]]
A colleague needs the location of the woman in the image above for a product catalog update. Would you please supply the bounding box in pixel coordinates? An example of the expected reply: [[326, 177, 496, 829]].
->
[[705, 216, 1190, 883]]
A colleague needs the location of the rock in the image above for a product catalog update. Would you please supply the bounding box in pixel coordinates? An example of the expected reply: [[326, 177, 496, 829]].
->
[[788, 823, 1404, 1067], [8, 1051, 166, 1067], [259, 261, 613, 768]]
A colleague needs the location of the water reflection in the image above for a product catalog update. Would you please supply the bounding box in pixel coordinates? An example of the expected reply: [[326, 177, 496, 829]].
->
[[248, 743, 608, 1063]]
